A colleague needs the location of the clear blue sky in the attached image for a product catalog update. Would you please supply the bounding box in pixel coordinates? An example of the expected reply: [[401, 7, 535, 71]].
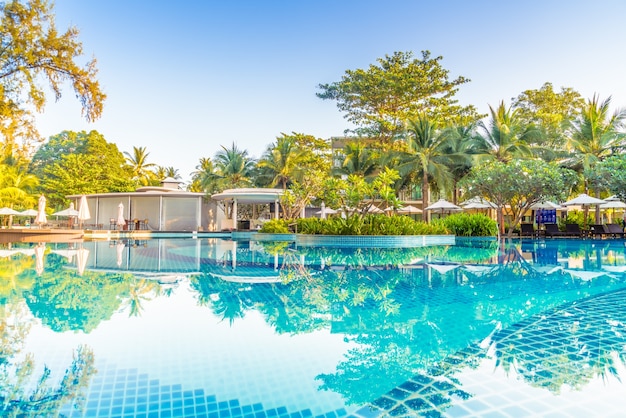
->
[[37, 0, 626, 182]]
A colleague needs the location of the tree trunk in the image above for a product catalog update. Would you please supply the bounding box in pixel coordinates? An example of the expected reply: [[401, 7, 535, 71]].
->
[[422, 171, 430, 223]]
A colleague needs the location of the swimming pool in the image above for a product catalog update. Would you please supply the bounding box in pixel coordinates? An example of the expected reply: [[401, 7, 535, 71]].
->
[[1, 237, 625, 417]]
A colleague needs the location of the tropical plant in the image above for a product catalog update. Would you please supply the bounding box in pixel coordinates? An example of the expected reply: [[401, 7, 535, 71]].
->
[[189, 157, 218, 193], [257, 134, 302, 189], [474, 101, 538, 163], [124, 146, 157, 186], [333, 140, 379, 178], [212, 143, 255, 191], [434, 212, 498, 237]]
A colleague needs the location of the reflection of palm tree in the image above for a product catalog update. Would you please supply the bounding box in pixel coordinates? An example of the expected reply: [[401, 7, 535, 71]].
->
[[190, 274, 254, 325], [121, 277, 158, 317]]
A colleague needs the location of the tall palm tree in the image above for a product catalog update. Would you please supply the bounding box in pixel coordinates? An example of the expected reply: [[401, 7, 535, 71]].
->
[[474, 101, 537, 163], [189, 157, 218, 193], [443, 124, 477, 204], [257, 135, 301, 189], [567, 94, 626, 174], [213, 143, 255, 190], [396, 114, 456, 221], [124, 146, 156, 186], [333, 141, 379, 178]]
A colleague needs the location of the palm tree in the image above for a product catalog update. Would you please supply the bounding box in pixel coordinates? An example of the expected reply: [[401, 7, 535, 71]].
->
[[333, 141, 379, 178], [567, 94, 626, 174], [213, 143, 255, 190], [443, 124, 477, 204], [396, 114, 456, 221], [0, 165, 38, 227], [474, 101, 537, 163], [257, 135, 301, 189], [124, 146, 156, 186], [189, 157, 218, 193]]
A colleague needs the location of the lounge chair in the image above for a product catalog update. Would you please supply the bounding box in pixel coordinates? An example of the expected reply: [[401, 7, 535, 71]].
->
[[589, 224, 610, 239], [565, 223, 583, 238], [606, 223, 625, 238], [544, 223, 564, 238], [520, 223, 537, 238]]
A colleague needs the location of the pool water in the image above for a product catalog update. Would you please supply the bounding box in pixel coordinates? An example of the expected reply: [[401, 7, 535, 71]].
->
[[1, 237, 626, 417]]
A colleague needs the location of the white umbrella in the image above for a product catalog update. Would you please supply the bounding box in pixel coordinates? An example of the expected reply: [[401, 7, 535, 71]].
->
[[18, 209, 38, 217], [364, 205, 384, 214], [562, 193, 606, 226], [424, 199, 462, 213], [396, 205, 423, 214], [35, 195, 47, 227], [427, 263, 461, 274], [562, 193, 606, 206], [34, 243, 45, 276], [461, 197, 497, 208], [51, 249, 78, 261], [564, 269, 608, 282], [116, 241, 126, 267], [530, 201, 564, 210], [463, 202, 493, 210], [600, 200, 626, 209], [78, 195, 91, 228], [315, 202, 337, 219], [0, 207, 21, 215], [0, 248, 35, 257], [117, 203, 126, 229], [76, 247, 90, 276], [52, 203, 80, 217]]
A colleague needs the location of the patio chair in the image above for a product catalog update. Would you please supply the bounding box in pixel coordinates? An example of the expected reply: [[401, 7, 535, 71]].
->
[[606, 223, 625, 238], [520, 223, 537, 238], [544, 223, 564, 238], [589, 224, 610, 239], [565, 223, 583, 238]]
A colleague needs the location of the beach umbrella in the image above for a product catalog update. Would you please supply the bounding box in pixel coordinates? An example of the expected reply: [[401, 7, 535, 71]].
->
[[34, 243, 45, 276], [396, 205, 423, 214], [52, 203, 80, 217], [0, 207, 21, 215], [0, 248, 35, 257], [35, 195, 47, 227], [427, 263, 461, 274], [51, 249, 78, 261], [460, 197, 497, 208], [564, 269, 608, 282], [117, 203, 126, 229], [116, 241, 126, 267], [315, 202, 337, 219], [463, 202, 493, 210], [76, 246, 90, 276], [18, 209, 38, 217], [600, 200, 626, 209], [424, 199, 462, 213], [530, 201, 564, 210], [364, 205, 384, 214], [562, 193, 606, 226], [78, 195, 91, 228]]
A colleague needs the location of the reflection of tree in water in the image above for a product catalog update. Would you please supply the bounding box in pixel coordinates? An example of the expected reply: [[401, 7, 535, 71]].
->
[[0, 304, 96, 417], [119, 277, 160, 317], [24, 256, 133, 332], [190, 274, 255, 325], [491, 288, 626, 393]]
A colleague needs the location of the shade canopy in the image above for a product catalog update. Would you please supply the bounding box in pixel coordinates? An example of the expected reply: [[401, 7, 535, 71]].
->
[[530, 201, 564, 210], [396, 205, 423, 214], [52, 206, 80, 217], [18, 209, 38, 216], [424, 199, 462, 212], [0, 207, 21, 215], [562, 193, 606, 206], [600, 200, 626, 209], [460, 197, 497, 209], [463, 202, 493, 210]]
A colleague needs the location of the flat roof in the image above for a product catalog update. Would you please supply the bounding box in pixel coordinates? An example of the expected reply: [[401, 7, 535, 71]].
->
[[211, 188, 283, 204]]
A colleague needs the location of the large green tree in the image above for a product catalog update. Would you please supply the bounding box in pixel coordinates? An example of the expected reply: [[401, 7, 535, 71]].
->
[[460, 159, 575, 237], [0, 0, 105, 155], [317, 51, 481, 142], [212, 143, 255, 190], [29, 130, 134, 208], [512, 82, 584, 152], [257, 134, 302, 189], [124, 146, 157, 186]]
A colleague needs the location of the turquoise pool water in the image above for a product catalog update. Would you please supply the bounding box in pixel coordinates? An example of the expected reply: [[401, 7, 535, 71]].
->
[[1, 237, 626, 417]]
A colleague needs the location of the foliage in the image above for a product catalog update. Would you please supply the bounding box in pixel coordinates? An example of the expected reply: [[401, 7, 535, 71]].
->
[[29, 130, 134, 208], [512, 82, 584, 151], [0, 0, 105, 158], [560, 211, 594, 230], [259, 219, 290, 234], [210, 143, 255, 191], [461, 159, 575, 237], [124, 146, 157, 186], [434, 213, 498, 237], [332, 140, 379, 178], [296, 214, 449, 236], [590, 154, 626, 200], [317, 51, 481, 141], [280, 169, 328, 220]]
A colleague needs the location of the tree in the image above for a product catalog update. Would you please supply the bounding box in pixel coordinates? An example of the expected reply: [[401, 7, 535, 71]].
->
[[189, 157, 217, 193], [460, 159, 575, 237], [589, 154, 626, 200], [124, 146, 157, 186], [0, 0, 106, 154], [317, 51, 481, 142], [257, 134, 302, 189], [212, 143, 255, 190], [0, 164, 38, 226], [30, 130, 134, 208], [333, 140, 379, 178], [474, 102, 538, 163], [512, 82, 584, 151], [395, 114, 457, 222], [566, 94, 626, 175]]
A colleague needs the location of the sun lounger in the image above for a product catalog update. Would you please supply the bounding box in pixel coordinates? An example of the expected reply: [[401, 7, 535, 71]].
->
[[520, 223, 537, 238], [565, 223, 583, 238], [606, 223, 625, 238], [589, 224, 610, 239], [544, 223, 564, 238]]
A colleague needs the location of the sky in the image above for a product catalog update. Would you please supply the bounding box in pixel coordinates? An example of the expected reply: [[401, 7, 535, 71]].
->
[[35, 0, 626, 183]]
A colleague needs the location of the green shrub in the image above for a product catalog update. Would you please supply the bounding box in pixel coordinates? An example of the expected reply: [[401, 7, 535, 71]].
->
[[435, 213, 498, 237], [259, 219, 290, 233], [296, 214, 449, 235]]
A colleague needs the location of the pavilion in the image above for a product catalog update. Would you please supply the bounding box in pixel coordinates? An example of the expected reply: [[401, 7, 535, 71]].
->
[[211, 188, 284, 230]]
